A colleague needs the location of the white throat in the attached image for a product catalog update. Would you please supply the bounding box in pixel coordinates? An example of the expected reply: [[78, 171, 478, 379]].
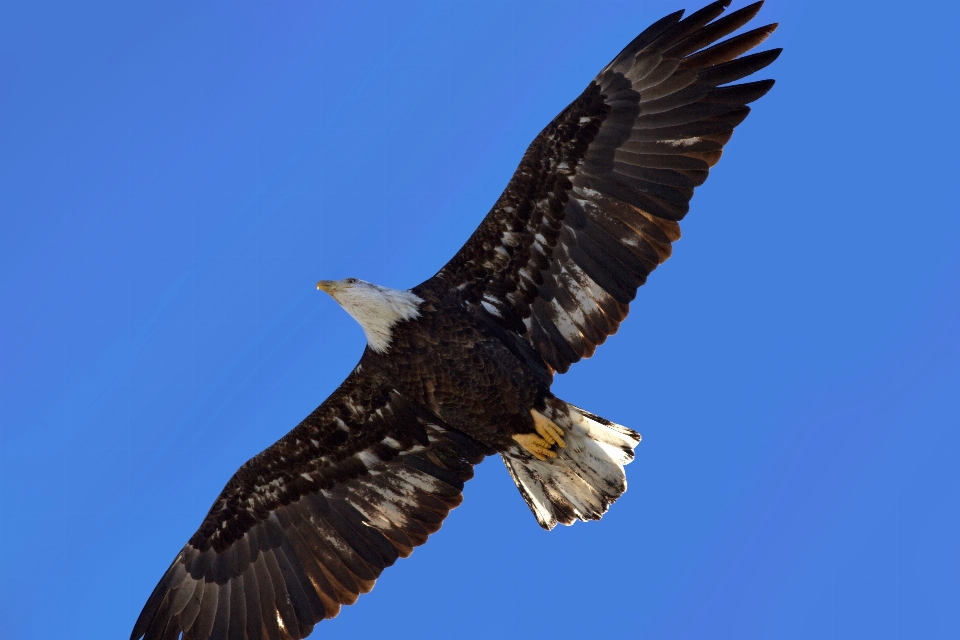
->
[[333, 282, 423, 353]]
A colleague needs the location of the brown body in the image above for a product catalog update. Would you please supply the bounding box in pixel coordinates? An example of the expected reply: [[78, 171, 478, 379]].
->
[[368, 284, 552, 451], [132, 3, 780, 638]]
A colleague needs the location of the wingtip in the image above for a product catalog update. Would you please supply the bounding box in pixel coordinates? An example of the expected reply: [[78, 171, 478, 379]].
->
[[732, 1, 767, 24], [698, 0, 734, 13], [751, 22, 780, 46], [701, 0, 733, 12]]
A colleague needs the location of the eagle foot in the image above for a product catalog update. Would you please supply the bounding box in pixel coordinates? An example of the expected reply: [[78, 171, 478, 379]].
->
[[531, 409, 565, 448], [512, 410, 566, 460], [512, 433, 557, 460]]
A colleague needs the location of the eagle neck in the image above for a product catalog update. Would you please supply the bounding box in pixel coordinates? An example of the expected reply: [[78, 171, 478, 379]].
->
[[341, 286, 423, 354]]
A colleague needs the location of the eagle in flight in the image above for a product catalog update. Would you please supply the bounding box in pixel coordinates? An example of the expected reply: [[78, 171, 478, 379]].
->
[[132, 2, 780, 638]]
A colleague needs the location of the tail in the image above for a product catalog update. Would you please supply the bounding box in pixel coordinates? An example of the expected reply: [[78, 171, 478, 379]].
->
[[502, 398, 641, 530]]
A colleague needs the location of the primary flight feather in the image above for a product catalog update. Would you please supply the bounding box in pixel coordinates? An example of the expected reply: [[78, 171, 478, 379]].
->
[[132, 2, 780, 638]]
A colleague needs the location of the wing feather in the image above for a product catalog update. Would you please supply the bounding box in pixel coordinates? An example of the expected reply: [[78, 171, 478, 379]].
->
[[240, 566, 262, 640], [134, 4, 782, 637], [430, 0, 779, 372], [131, 365, 489, 640]]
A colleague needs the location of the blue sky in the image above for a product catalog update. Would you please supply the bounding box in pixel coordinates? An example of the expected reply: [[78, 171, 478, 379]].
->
[[1, 1, 958, 638]]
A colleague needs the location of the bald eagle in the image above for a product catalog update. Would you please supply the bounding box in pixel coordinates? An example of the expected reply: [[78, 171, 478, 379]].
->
[[132, 2, 780, 638]]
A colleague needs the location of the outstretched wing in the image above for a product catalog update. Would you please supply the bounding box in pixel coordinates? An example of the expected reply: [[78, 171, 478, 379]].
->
[[131, 364, 489, 640], [430, 0, 780, 373]]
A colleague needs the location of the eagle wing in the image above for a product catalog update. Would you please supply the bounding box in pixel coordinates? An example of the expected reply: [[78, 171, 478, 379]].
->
[[131, 364, 488, 640], [430, 0, 780, 373]]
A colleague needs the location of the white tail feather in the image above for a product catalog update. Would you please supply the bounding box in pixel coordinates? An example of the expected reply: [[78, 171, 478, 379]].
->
[[502, 399, 641, 530]]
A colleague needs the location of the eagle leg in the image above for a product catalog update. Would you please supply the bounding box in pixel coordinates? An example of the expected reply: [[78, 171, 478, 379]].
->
[[511, 410, 566, 460]]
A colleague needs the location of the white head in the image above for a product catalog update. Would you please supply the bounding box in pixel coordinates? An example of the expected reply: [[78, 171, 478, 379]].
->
[[316, 278, 423, 353]]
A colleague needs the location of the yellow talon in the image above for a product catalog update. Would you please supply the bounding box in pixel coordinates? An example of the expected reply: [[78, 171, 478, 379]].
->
[[530, 409, 565, 448], [512, 410, 566, 460], [512, 433, 557, 461]]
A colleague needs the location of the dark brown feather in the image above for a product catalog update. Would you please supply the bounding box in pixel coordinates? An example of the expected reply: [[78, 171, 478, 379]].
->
[[192, 582, 218, 640], [698, 48, 782, 87], [131, 367, 488, 640], [664, 1, 765, 59], [241, 566, 263, 640], [133, 4, 780, 638], [431, 1, 777, 375], [228, 580, 246, 640], [642, 0, 732, 56], [679, 23, 778, 70]]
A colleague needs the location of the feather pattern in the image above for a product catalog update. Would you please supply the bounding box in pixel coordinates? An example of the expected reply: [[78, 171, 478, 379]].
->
[[133, 4, 780, 637], [432, 0, 780, 373], [131, 368, 488, 640]]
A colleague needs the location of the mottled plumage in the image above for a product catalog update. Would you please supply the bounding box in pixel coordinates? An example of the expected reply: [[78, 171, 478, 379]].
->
[[132, 3, 780, 639]]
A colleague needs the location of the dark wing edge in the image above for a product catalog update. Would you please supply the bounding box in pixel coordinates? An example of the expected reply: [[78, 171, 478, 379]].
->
[[131, 366, 489, 640], [428, 0, 781, 373]]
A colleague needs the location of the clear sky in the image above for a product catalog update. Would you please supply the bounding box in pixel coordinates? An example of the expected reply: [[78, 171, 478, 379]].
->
[[1, 1, 958, 638]]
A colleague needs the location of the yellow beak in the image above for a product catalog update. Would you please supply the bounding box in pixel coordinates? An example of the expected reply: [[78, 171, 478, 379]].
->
[[316, 280, 337, 294]]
